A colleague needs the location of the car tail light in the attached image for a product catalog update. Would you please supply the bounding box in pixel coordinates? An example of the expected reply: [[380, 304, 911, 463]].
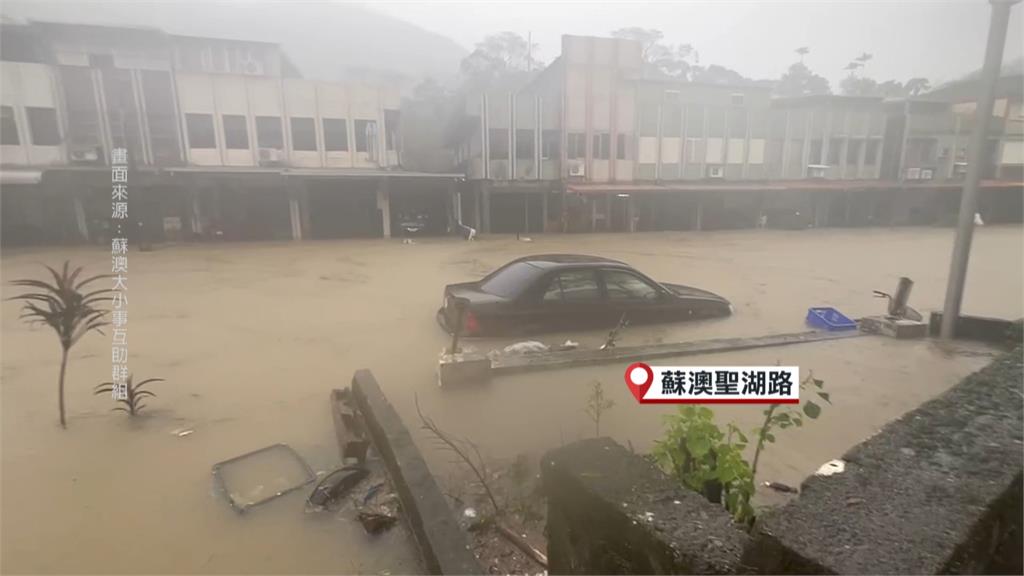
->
[[462, 309, 480, 335]]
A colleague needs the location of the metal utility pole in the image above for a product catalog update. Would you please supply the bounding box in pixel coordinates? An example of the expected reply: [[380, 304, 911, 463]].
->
[[940, 0, 1018, 339]]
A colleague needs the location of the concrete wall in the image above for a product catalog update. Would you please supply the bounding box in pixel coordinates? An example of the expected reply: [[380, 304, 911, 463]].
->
[[542, 437, 749, 574], [745, 349, 1023, 574], [542, 351, 1023, 575]]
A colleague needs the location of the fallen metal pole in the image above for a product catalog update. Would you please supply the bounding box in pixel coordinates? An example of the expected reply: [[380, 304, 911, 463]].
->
[[940, 0, 1018, 339]]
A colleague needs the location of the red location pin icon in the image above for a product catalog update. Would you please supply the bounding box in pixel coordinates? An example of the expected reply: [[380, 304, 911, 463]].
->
[[624, 362, 653, 403]]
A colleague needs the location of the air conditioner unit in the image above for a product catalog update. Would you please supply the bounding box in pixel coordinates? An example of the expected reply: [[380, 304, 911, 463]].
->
[[919, 168, 934, 180], [808, 164, 828, 179], [707, 165, 724, 179], [905, 167, 921, 180], [568, 163, 585, 177], [953, 162, 968, 175], [258, 147, 285, 165]]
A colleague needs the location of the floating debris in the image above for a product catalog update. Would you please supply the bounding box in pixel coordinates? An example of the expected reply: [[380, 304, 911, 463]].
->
[[463, 507, 478, 519], [502, 341, 549, 355], [307, 466, 369, 509], [361, 481, 386, 506], [558, 340, 579, 350], [357, 511, 398, 534], [763, 481, 799, 493], [815, 459, 846, 477]]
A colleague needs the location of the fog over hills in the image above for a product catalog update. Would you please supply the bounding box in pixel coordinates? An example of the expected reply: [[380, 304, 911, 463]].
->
[[0, 1, 468, 85]]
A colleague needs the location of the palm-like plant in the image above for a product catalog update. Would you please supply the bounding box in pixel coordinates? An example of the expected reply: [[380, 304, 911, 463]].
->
[[94, 375, 163, 416], [9, 261, 110, 428]]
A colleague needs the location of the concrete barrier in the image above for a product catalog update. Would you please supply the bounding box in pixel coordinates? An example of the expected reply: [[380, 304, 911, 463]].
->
[[541, 437, 750, 574], [744, 349, 1023, 574], [928, 311, 1023, 344], [351, 370, 481, 575]]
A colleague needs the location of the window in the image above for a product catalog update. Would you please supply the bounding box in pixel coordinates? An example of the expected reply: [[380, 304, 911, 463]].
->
[[729, 108, 747, 138], [603, 270, 659, 301], [686, 104, 705, 136], [323, 118, 348, 151], [846, 139, 862, 165], [616, 133, 628, 160], [256, 116, 283, 149], [592, 133, 610, 160], [290, 117, 317, 151], [730, 93, 745, 106], [515, 129, 534, 159], [1, 106, 19, 145], [479, 262, 543, 298], [809, 139, 823, 164], [567, 132, 586, 159], [662, 104, 682, 131], [185, 113, 215, 149], [26, 107, 59, 146], [828, 138, 842, 165], [543, 270, 601, 302], [222, 115, 248, 149], [542, 129, 560, 159], [488, 128, 509, 160], [865, 140, 880, 164], [355, 119, 377, 152]]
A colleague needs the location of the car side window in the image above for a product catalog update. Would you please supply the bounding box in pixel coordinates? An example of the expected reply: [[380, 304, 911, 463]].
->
[[543, 270, 601, 302], [542, 276, 562, 302], [603, 270, 659, 301]]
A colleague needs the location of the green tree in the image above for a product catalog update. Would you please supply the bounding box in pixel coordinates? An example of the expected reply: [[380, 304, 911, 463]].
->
[[776, 62, 831, 97], [460, 32, 537, 88], [10, 262, 109, 428], [611, 27, 699, 80]]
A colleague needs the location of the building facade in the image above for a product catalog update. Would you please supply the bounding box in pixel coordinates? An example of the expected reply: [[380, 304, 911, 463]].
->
[[0, 20, 460, 246], [454, 35, 1022, 234]]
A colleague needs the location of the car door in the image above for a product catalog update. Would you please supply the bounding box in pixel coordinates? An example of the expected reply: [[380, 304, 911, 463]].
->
[[533, 268, 609, 332], [600, 268, 675, 325]]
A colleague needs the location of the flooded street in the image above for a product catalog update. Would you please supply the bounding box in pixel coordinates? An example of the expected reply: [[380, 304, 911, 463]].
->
[[2, 226, 1022, 573]]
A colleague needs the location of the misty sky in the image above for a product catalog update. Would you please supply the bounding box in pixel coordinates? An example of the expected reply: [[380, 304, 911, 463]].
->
[[373, 0, 1024, 86], [2, 0, 1022, 87]]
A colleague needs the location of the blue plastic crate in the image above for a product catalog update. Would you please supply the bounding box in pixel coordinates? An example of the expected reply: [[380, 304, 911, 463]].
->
[[806, 307, 857, 331]]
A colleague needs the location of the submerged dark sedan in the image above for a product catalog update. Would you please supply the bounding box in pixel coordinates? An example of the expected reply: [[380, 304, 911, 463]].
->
[[437, 254, 732, 336]]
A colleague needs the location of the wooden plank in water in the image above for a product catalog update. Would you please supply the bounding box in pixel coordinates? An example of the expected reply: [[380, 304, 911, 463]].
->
[[490, 329, 867, 375]]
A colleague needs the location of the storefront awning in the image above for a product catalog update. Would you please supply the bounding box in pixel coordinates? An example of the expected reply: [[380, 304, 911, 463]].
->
[[567, 179, 1022, 194]]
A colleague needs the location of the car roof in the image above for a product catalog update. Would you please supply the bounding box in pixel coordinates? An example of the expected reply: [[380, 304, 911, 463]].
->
[[513, 254, 630, 269]]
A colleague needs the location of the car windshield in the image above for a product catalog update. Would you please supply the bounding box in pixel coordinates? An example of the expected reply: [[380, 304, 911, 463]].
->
[[479, 262, 543, 298]]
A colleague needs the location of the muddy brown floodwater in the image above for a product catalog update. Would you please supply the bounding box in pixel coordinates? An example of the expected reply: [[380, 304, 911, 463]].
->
[[2, 226, 1022, 574]]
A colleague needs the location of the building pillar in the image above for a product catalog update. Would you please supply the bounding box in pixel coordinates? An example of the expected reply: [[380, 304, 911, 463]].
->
[[189, 190, 203, 236], [522, 193, 528, 234], [627, 194, 636, 232], [605, 193, 612, 232], [72, 195, 89, 242], [288, 196, 303, 241], [299, 186, 312, 239], [451, 180, 462, 226], [473, 186, 482, 230], [480, 182, 491, 233], [376, 178, 391, 238], [541, 189, 549, 233]]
